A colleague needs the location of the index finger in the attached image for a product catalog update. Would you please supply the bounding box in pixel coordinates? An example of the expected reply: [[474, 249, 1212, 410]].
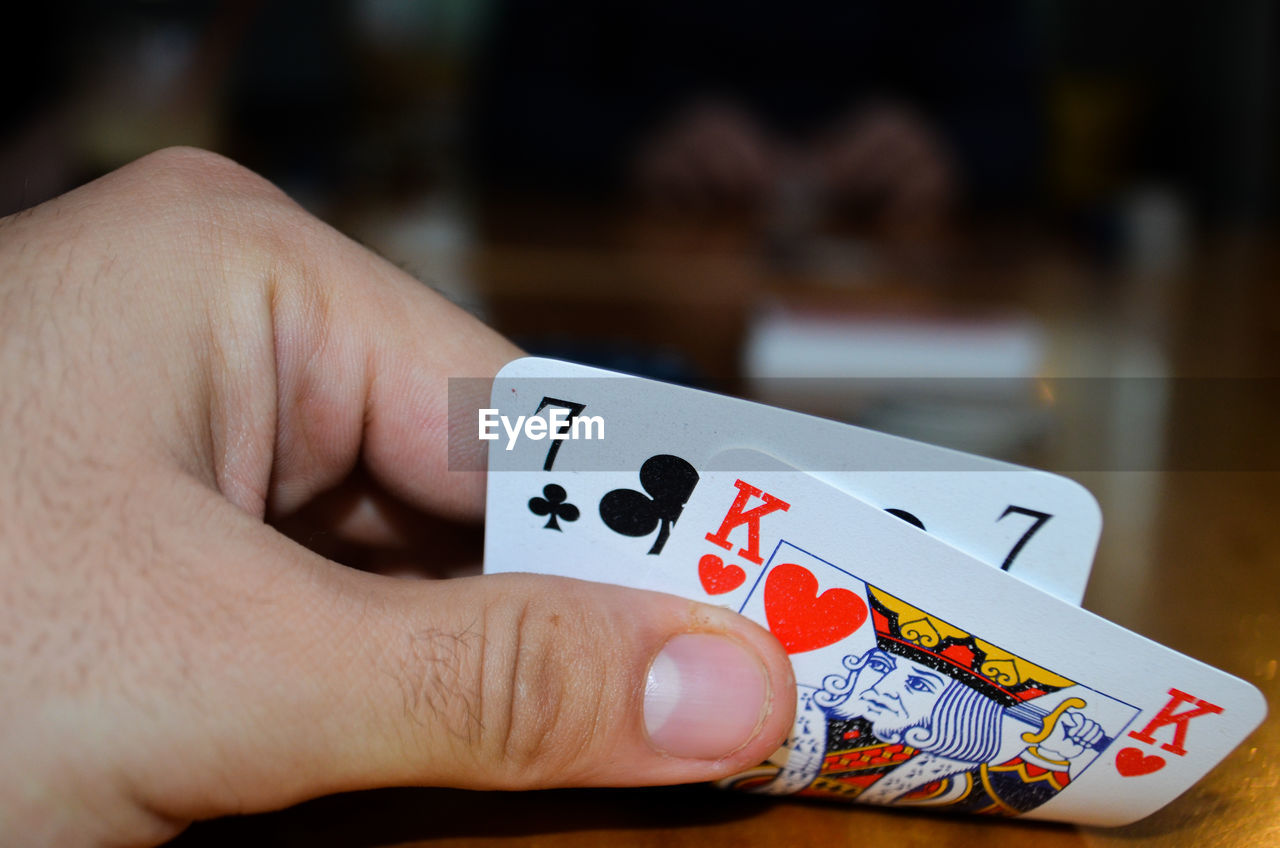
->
[[268, 214, 523, 521]]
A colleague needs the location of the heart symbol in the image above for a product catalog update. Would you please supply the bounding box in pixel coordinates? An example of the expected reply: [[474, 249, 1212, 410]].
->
[[764, 562, 868, 654], [699, 554, 745, 595], [1115, 747, 1166, 777]]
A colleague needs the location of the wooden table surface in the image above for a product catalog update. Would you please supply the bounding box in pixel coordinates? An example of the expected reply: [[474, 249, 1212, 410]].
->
[[170, 219, 1280, 847]]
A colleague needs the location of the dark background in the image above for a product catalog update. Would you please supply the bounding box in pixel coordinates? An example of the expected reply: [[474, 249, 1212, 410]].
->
[[3, 1, 1276, 228]]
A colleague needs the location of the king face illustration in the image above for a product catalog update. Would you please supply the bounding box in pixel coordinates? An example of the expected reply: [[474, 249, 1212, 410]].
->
[[819, 646, 1008, 762], [731, 578, 1119, 816]]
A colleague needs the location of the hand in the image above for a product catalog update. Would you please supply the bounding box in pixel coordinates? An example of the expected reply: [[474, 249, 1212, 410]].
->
[[810, 102, 956, 230], [631, 100, 782, 210], [0, 149, 795, 845], [1039, 709, 1104, 762]]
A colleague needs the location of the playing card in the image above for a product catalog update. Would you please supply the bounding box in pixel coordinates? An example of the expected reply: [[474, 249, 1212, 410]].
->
[[646, 450, 1265, 825], [479, 357, 1101, 603]]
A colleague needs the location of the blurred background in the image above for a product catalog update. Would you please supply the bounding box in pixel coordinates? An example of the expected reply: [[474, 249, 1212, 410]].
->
[[8, 0, 1280, 527], [7, 4, 1279, 845], [6, 3, 1279, 513]]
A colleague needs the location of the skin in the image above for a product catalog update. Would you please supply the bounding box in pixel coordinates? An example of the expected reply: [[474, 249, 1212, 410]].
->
[[632, 100, 954, 229], [0, 148, 796, 847]]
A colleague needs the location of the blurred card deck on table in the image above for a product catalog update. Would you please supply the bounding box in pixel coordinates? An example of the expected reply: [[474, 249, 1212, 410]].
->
[[478, 357, 1265, 826]]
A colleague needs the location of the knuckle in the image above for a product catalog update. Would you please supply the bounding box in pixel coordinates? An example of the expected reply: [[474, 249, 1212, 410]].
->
[[477, 590, 609, 787], [126, 147, 285, 208], [111, 148, 303, 258]]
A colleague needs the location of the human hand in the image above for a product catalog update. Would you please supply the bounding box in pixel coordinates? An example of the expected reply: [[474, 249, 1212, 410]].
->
[[0, 149, 795, 846], [631, 100, 783, 210], [810, 102, 956, 230]]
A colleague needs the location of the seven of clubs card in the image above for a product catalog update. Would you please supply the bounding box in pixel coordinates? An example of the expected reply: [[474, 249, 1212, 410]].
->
[[479, 357, 1265, 826]]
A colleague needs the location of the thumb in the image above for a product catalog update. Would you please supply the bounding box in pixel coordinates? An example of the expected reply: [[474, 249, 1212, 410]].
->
[[127, 513, 796, 822], [366, 573, 798, 788]]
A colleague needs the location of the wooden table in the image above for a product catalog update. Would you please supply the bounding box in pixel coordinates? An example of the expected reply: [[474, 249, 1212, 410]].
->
[[170, 218, 1280, 847]]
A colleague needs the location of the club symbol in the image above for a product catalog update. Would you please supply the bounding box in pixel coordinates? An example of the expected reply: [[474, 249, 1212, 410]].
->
[[529, 484, 580, 531], [599, 454, 699, 555]]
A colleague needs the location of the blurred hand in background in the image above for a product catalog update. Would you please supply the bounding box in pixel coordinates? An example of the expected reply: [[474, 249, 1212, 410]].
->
[[631, 98, 955, 232]]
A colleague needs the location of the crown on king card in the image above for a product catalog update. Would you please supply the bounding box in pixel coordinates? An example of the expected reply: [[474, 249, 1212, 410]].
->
[[868, 587, 1077, 706]]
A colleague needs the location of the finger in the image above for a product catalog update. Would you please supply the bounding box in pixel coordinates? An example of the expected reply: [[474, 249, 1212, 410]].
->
[[124, 500, 797, 823], [53, 148, 521, 525], [651, 145, 713, 210], [634, 140, 698, 207], [817, 125, 879, 194], [884, 164, 952, 230], [820, 111, 936, 201], [91, 148, 523, 524], [694, 121, 776, 202], [850, 121, 926, 196], [261, 221, 522, 521]]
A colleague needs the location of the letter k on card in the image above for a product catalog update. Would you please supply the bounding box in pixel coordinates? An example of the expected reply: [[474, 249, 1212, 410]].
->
[[695, 477, 791, 596], [705, 479, 792, 564]]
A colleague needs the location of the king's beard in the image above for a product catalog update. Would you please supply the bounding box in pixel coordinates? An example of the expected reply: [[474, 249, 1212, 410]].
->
[[845, 693, 926, 741]]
